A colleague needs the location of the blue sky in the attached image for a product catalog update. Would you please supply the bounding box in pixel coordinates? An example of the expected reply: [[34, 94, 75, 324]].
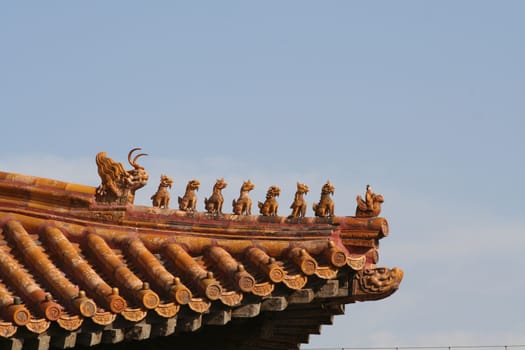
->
[[1, 1, 524, 348]]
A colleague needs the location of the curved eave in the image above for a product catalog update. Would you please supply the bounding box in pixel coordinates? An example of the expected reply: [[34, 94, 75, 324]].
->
[[0, 171, 402, 350]]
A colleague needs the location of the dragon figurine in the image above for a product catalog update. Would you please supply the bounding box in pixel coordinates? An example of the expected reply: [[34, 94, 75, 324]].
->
[[232, 180, 255, 215], [178, 179, 200, 212], [289, 182, 309, 218], [258, 185, 280, 216], [204, 178, 228, 215], [313, 181, 335, 217], [95, 148, 149, 205], [151, 174, 174, 209]]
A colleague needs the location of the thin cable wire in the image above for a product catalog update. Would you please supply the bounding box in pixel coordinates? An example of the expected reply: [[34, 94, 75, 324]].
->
[[303, 345, 525, 350]]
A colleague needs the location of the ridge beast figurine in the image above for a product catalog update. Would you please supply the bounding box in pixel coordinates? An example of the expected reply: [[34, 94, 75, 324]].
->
[[151, 174, 174, 209], [204, 178, 228, 215], [289, 182, 309, 218], [232, 180, 255, 215], [178, 179, 200, 212], [258, 185, 280, 216], [313, 180, 335, 217]]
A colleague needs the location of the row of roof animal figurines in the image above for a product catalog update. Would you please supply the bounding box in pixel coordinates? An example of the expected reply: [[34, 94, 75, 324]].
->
[[94, 148, 384, 218]]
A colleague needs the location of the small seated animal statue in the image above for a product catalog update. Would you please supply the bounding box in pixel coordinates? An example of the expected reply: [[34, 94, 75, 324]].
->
[[355, 185, 384, 217], [313, 180, 335, 217], [232, 180, 255, 215], [178, 179, 200, 212], [151, 174, 174, 209], [204, 178, 228, 215], [258, 185, 280, 216], [289, 182, 309, 218]]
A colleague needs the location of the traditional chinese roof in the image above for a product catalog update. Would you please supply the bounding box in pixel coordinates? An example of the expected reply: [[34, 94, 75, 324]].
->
[[0, 154, 402, 350]]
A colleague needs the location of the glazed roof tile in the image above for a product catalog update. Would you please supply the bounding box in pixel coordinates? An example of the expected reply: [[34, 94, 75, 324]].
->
[[0, 216, 373, 327]]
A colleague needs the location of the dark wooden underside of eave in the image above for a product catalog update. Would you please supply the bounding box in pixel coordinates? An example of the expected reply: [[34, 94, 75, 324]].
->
[[67, 302, 344, 350]]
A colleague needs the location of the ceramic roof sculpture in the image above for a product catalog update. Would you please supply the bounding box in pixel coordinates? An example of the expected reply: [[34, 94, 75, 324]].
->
[[0, 149, 402, 350]]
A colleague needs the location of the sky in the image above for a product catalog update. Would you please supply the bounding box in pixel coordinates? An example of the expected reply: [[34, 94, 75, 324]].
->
[[1, 1, 524, 348]]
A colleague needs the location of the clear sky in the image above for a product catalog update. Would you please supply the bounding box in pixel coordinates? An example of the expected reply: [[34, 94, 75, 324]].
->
[[1, 1, 524, 348]]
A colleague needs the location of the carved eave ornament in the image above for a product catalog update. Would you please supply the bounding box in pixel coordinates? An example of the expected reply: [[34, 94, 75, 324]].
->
[[351, 267, 404, 302]]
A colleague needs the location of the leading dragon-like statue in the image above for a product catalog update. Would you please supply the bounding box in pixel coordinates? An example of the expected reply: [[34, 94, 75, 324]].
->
[[95, 148, 149, 205]]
